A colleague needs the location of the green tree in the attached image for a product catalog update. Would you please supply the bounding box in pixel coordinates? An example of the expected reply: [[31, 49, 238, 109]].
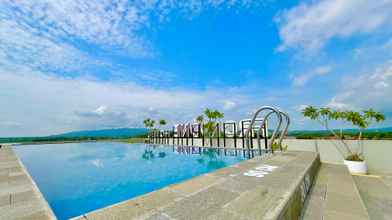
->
[[302, 106, 385, 161], [159, 119, 167, 128], [143, 118, 155, 129], [196, 115, 204, 124], [203, 108, 224, 137]]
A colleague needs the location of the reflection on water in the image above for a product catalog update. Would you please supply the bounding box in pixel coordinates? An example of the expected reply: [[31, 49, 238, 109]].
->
[[13, 142, 245, 220]]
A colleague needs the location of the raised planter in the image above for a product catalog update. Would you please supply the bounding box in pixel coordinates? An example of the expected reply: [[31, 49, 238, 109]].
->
[[344, 160, 368, 175]]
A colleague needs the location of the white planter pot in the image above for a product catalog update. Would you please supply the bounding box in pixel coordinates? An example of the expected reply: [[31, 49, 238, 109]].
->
[[344, 160, 368, 175]]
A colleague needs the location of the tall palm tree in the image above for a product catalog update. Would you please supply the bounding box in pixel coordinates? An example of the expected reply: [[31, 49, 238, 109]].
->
[[203, 108, 224, 137], [143, 118, 155, 129], [196, 115, 204, 124], [159, 119, 167, 128]]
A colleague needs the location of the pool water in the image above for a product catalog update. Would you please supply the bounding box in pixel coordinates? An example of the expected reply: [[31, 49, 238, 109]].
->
[[14, 143, 245, 219]]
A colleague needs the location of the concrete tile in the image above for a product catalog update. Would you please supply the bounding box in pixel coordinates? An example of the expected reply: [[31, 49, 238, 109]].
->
[[301, 184, 326, 219], [209, 165, 242, 177], [0, 148, 55, 220], [325, 191, 368, 217], [354, 176, 392, 220], [84, 188, 181, 220], [169, 174, 222, 196], [0, 199, 46, 219], [18, 210, 54, 220], [223, 185, 282, 220], [215, 168, 274, 193], [0, 161, 19, 169], [205, 209, 253, 220], [163, 186, 238, 220], [0, 193, 10, 207], [11, 189, 37, 204], [143, 212, 171, 220], [324, 210, 368, 220], [0, 182, 34, 197]]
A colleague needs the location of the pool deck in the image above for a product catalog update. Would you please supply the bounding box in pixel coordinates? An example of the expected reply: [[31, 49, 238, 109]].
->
[[0, 145, 56, 220], [301, 163, 370, 220], [72, 151, 320, 220]]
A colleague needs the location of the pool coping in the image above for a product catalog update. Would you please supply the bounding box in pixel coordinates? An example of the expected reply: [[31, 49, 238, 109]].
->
[[72, 150, 320, 220], [0, 145, 56, 220]]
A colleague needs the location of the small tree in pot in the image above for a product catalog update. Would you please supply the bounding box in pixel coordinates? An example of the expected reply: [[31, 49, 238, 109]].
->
[[302, 106, 385, 174]]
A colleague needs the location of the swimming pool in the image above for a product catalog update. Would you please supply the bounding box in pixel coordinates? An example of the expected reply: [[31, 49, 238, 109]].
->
[[14, 142, 245, 219]]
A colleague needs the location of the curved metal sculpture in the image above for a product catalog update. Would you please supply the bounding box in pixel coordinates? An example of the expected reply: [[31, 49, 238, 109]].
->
[[244, 106, 283, 153], [277, 110, 290, 150]]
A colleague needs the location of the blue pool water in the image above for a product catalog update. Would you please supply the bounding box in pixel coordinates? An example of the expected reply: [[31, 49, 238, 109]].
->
[[14, 143, 245, 219]]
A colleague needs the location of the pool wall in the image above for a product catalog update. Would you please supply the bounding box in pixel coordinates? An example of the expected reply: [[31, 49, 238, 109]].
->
[[163, 138, 392, 175], [283, 139, 392, 175]]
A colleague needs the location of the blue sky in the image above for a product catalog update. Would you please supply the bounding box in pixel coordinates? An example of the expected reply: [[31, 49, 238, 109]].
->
[[1, 0, 392, 136]]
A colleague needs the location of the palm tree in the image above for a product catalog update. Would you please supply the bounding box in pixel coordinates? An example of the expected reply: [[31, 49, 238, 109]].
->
[[196, 115, 204, 124], [203, 108, 224, 137], [159, 119, 167, 128], [143, 118, 155, 129]]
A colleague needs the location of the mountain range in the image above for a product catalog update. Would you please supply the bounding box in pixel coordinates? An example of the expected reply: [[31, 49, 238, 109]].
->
[[51, 128, 148, 138]]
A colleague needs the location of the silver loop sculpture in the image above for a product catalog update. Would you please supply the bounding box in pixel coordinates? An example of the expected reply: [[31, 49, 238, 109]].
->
[[277, 110, 290, 149], [244, 106, 283, 152]]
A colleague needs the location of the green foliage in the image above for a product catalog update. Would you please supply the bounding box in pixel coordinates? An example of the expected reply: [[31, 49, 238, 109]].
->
[[293, 130, 392, 140], [202, 108, 224, 137], [345, 154, 363, 162], [159, 119, 167, 126], [196, 115, 204, 123], [271, 142, 288, 151], [301, 106, 386, 161], [302, 106, 385, 130], [143, 118, 155, 129]]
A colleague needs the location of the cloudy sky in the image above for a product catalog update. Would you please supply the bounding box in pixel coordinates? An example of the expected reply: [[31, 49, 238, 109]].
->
[[1, 0, 392, 137]]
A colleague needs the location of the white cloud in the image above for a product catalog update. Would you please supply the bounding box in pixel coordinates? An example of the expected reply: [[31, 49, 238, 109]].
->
[[94, 106, 108, 115], [0, 0, 263, 63], [326, 98, 351, 110], [222, 100, 237, 110], [0, 67, 258, 136], [292, 65, 332, 87], [0, 19, 98, 74], [296, 104, 308, 112], [277, 0, 392, 52], [90, 159, 104, 168], [1, 0, 151, 57], [330, 60, 392, 111], [0, 0, 268, 83]]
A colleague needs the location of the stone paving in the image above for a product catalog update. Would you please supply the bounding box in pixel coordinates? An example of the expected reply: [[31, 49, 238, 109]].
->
[[353, 175, 392, 220], [72, 151, 320, 220], [0, 145, 55, 220], [301, 163, 370, 220]]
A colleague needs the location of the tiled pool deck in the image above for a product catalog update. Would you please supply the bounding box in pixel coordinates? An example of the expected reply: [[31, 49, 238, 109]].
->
[[72, 151, 320, 220], [0, 145, 55, 220]]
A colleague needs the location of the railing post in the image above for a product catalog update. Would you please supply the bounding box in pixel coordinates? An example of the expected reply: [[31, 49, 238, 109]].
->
[[223, 123, 226, 148], [241, 121, 245, 149], [217, 123, 220, 148], [191, 124, 194, 146], [234, 123, 237, 153]]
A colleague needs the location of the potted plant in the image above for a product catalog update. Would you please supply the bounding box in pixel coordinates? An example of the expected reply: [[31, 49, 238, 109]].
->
[[302, 106, 385, 174]]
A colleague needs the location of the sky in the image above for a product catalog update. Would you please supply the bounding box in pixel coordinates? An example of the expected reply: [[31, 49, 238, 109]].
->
[[1, 0, 392, 137]]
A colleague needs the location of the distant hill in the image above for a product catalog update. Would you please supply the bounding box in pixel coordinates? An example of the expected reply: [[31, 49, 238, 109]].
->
[[51, 128, 148, 138], [0, 128, 149, 144]]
